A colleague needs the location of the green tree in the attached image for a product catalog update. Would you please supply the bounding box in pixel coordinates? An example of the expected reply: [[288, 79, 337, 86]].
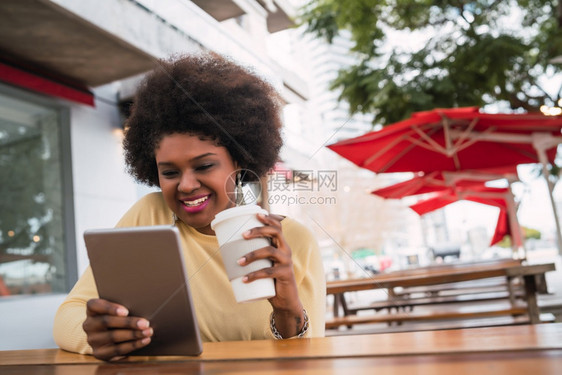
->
[[299, 0, 562, 126], [497, 226, 541, 247], [0, 112, 66, 295]]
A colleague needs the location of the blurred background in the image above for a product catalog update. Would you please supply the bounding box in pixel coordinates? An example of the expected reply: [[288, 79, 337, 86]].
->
[[1, 0, 561, 349]]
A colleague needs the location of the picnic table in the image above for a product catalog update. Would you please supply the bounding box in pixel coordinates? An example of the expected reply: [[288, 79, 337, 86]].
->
[[326, 259, 555, 329]]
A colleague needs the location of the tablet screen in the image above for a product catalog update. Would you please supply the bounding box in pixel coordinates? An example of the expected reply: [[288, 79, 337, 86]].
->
[[84, 225, 202, 356]]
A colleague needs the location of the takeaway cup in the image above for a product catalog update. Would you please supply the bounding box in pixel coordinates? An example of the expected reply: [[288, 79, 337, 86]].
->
[[211, 205, 276, 303]]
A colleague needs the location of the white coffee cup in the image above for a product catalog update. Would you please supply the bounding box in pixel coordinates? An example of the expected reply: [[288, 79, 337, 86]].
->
[[211, 205, 276, 303]]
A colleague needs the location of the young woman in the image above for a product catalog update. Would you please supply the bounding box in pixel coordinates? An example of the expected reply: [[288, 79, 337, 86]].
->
[[53, 52, 326, 361]]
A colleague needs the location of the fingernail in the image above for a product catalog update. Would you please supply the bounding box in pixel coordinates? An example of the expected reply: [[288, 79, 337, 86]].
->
[[141, 337, 151, 345], [116, 307, 129, 316], [242, 230, 251, 237], [142, 328, 153, 337], [137, 319, 150, 329], [242, 276, 248, 282], [257, 213, 266, 219], [237, 257, 246, 265]]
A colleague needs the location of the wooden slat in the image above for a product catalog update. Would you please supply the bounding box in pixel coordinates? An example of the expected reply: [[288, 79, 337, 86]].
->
[[325, 305, 529, 329], [2, 351, 562, 374], [326, 313, 557, 336], [391, 278, 511, 296], [1, 324, 562, 365], [326, 262, 553, 295], [507, 264, 556, 277], [346, 290, 524, 314]]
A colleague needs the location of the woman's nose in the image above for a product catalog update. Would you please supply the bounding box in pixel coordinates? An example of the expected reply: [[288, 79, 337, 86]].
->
[[178, 171, 201, 193]]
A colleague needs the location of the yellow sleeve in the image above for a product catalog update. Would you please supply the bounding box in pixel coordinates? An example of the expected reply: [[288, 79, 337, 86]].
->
[[281, 218, 326, 338], [52, 267, 97, 354], [52, 193, 169, 354]]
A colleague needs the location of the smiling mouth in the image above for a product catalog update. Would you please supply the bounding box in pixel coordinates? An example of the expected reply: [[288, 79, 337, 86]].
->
[[182, 195, 209, 207]]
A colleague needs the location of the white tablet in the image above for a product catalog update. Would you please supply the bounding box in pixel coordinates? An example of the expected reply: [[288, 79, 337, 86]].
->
[[84, 225, 202, 356]]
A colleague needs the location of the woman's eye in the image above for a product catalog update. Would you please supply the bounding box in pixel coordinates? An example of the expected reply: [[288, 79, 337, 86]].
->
[[160, 170, 178, 178], [196, 163, 214, 171]]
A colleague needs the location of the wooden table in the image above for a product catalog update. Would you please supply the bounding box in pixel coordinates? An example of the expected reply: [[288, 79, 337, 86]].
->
[[1, 324, 561, 374], [327, 261, 555, 325]]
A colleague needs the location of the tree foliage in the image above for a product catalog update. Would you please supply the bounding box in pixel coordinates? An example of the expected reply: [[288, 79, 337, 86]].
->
[[298, 0, 562, 126], [497, 225, 541, 248], [0, 113, 66, 294]]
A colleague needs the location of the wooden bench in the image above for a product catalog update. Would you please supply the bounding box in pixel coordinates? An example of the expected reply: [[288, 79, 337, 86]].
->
[[344, 290, 525, 315], [326, 312, 557, 335], [390, 277, 515, 298], [326, 303, 529, 330]]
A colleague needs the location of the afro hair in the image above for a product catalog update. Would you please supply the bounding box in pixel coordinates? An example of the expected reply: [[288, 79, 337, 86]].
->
[[123, 52, 284, 187]]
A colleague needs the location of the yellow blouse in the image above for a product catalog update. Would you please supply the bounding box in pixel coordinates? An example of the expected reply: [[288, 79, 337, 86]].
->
[[53, 192, 326, 354]]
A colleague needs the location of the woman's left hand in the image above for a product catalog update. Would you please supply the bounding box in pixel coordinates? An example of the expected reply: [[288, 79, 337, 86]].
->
[[240, 213, 305, 338]]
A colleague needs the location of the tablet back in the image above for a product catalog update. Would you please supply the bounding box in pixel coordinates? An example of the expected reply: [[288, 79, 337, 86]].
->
[[84, 225, 202, 356]]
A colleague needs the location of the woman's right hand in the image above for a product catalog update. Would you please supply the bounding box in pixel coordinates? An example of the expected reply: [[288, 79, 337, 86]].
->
[[83, 298, 153, 361]]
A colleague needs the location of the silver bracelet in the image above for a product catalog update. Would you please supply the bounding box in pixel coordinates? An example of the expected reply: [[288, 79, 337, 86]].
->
[[270, 309, 309, 339]]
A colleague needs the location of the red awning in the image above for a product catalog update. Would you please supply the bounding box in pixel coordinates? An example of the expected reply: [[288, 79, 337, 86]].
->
[[0, 61, 94, 106]]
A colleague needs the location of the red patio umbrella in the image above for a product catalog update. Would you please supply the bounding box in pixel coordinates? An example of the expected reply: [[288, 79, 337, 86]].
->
[[409, 187, 509, 215], [371, 168, 523, 251], [408, 187, 522, 248], [328, 107, 562, 254], [370, 170, 506, 199], [490, 209, 513, 246], [327, 107, 561, 173]]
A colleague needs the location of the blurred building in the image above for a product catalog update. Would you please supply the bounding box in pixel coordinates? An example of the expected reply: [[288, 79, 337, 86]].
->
[[266, 27, 424, 278]]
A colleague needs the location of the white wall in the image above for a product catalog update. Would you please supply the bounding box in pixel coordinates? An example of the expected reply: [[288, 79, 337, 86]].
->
[[0, 294, 66, 350], [71, 85, 141, 275]]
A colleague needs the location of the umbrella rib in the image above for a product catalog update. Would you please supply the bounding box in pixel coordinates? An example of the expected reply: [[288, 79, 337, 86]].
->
[[452, 126, 498, 154], [450, 128, 552, 161], [379, 127, 448, 172], [451, 126, 515, 169], [366, 124, 446, 171], [394, 183, 418, 197], [406, 135, 447, 154], [363, 133, 412, 167], [411, 126, 449, 155], [426, 171, 447, 187], [382, 139, 446, 172], [453, 136, 481, 153], [378, 140, 425, 172], [500, 142, 541, 161], [442, 115, 453, 153], [453, 154, 461, 170], [452, 117, 479, 150]]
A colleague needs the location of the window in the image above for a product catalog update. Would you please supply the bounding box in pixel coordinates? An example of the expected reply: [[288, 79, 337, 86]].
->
[[0, 88, 76, 297]]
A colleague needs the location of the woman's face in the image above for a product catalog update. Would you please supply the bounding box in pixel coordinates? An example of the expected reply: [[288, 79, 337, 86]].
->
[[155, 133, 237, 235]]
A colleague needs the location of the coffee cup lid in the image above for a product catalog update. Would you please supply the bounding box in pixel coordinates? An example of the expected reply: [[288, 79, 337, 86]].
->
[[211, 205, 268, 229]]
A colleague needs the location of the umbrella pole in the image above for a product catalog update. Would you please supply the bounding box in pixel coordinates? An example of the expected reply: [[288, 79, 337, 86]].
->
[[536, 145, 562, 256], [505, 189, 525, 259]]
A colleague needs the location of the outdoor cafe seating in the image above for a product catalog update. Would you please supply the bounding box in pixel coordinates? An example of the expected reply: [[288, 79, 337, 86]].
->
[[3, 249, 560, 375], [5, 109, 562, 373], [325, 257, 557, 334], [429, 244, 461, 260]]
